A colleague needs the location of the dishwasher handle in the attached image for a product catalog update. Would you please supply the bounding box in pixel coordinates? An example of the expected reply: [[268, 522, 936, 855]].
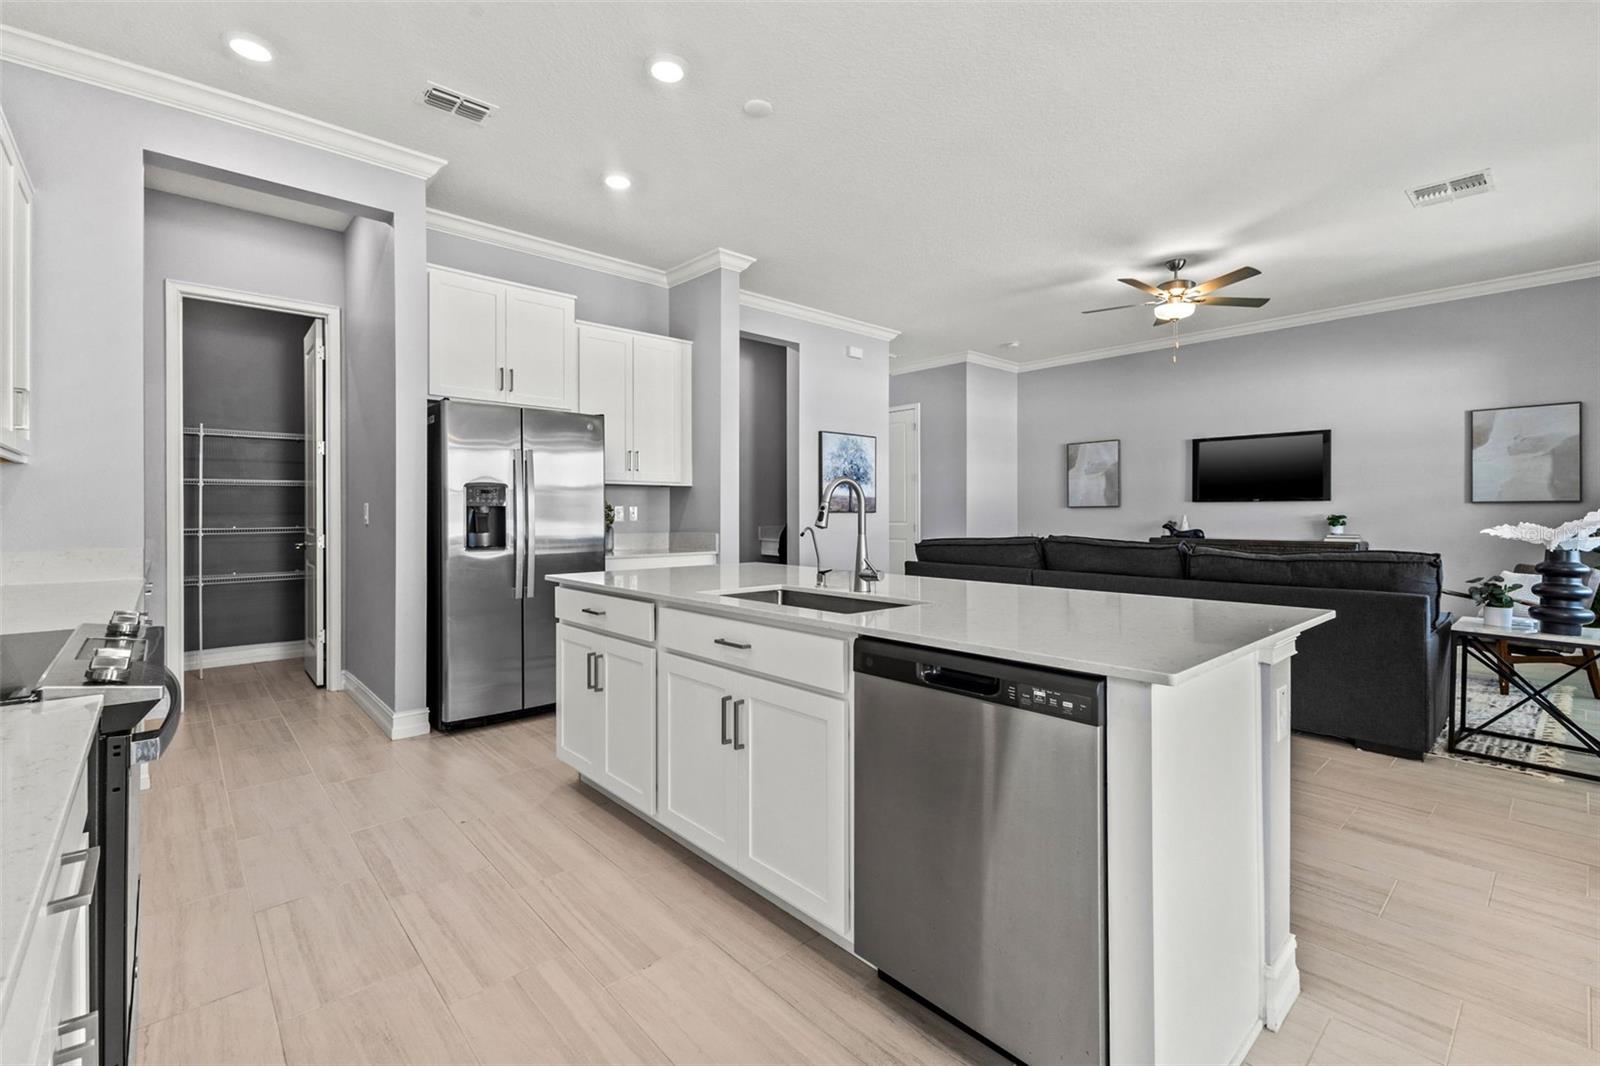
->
[[916, 664, 1002, 699]]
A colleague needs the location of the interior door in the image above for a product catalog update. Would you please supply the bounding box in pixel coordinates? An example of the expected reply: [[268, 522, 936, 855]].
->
[[302, 320, 326, 686], [888, 405, 921, 574], [628, 335, 683, 482], [576, 324, 631, 481]]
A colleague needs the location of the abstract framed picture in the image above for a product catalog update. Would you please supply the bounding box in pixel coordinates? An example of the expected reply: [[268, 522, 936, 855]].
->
[[1469, 401, 1581, 503], [1067, 439, 1121, 508], [819, 430, 876, 513]]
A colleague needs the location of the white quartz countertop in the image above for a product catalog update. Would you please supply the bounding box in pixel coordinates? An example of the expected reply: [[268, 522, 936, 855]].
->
[[1, 578, 144, 635], [0, 695, 102, 1011], [550, 563, 1333, 685]]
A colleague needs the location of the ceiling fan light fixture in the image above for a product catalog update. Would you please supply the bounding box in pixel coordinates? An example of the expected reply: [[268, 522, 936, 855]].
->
[[1153, 301, 1196, 322]]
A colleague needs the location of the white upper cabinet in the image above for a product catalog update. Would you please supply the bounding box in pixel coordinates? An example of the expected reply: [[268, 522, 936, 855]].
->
[[504, 284, 578, 410], [0, 106, 34, 463], [577, 322, 691, 486], [427, 266, 577, 410]]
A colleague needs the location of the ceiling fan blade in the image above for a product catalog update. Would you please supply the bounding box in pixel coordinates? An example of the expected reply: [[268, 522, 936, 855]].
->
[[1118, 277, 1165, 297], [1193, 296, 1270, 308], [1080, 303, 1143, 314], [1189, 266, 1261, 296]]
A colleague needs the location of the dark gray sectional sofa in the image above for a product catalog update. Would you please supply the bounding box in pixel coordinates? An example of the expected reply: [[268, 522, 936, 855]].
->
[[908, 535, 1454, 758]]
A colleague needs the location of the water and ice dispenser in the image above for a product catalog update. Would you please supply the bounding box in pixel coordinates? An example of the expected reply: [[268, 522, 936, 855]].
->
[[464, 480, 507, 550]]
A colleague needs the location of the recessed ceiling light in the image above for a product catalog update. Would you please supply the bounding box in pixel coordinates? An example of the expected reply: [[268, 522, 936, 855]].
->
[[603, 173, 632, 191], [999, 340, 1021, 349], [649, 55, 686, 84], [226, 34, 273, 63]]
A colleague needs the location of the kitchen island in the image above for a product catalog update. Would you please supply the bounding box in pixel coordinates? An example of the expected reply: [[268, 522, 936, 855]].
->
[[547, 562, 1331, 1065]]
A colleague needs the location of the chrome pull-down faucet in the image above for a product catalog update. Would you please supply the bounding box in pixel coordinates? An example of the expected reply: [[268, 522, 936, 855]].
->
[[815, 477, 883, 592]]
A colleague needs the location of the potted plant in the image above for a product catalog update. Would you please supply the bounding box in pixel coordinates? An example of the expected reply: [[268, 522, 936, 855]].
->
[[1465, 575, 1523, 630], [604, 502, 615, 554], [1326, 513, 1348, 536]]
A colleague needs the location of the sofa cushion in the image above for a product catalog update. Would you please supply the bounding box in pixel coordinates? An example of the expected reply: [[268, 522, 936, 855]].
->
[[914, 537, 1043, 569], [1187, 546, 1443, 612], [1041, 535, 1186, 579]]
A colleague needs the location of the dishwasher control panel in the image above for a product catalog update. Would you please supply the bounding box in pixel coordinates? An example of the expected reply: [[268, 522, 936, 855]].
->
[[855, 637, 1103, 727]]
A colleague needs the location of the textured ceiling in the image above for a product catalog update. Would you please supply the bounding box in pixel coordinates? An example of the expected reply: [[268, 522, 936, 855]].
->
[[5, 2, 1597, 362]]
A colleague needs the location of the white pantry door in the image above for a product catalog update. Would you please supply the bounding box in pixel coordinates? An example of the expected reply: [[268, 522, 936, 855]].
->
[[302, 320, 326, 686], [887, 405, 921, 574]]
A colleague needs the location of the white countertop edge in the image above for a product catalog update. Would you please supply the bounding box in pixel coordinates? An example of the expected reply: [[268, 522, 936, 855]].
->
[[548, 567, 1333, 686], [0, 694, 103, 1013]]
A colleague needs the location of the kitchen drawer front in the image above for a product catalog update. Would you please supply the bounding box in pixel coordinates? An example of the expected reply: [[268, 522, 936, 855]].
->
[[0, 765, 92, 1066], [658, 607, 847, 694], [555, 586, 654, 643]]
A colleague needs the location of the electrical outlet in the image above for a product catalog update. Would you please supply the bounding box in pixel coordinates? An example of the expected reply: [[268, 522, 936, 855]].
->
[[613, 508, 625, 523], [1275, 684, 1290, 742], [363, 502, 370, 526], [629, 505, 638, 522]]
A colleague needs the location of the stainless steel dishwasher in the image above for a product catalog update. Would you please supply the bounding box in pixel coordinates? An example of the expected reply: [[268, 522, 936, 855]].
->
[[854, 638, 1107, 1066]]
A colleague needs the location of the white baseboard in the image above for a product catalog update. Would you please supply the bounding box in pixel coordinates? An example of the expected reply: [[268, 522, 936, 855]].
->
[[185, 640, 301, 671], [1262, 934, 1301, 1031], [342, 670, 430, 740]]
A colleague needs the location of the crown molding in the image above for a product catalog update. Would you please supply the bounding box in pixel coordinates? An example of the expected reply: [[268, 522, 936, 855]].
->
[[889, 349, 1017, 375], [0, 26, 447, 181], [665, 247, 757, 286], [1020, 261, 1600, 373], [426, 209, 669, 287], [739, 291, 901, 342]]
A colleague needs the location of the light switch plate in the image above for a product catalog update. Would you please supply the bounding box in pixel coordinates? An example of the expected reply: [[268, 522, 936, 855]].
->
[[629, 506, 638, 521], [846, 345, 864, 360]]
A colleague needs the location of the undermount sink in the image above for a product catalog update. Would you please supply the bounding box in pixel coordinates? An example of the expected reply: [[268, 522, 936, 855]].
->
[[720, 586, 921, 615]]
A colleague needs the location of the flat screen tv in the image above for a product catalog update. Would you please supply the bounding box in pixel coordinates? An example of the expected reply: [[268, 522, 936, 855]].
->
[[1191, 429, 1331, 502]]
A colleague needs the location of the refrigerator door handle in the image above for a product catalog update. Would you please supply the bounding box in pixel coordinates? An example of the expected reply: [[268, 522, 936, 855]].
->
[[523, 447, 535, 599], [511, 447, 525, 600]]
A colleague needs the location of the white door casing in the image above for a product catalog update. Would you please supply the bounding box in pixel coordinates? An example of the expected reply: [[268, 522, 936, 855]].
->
[[303, 320, 327, 686], [888, 404, 921, 574]]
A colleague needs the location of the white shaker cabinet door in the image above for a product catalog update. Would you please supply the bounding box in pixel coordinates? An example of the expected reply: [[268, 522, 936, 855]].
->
[[656, 653, 741, 866], [628, 334, 687, 484], [733, 672, 849, 934], [577, 324, 633, 481], [504, 284, 577, 411], [592, 633, 657, 817], [555, 624, 602, 777], [428, 268, 504, 402]]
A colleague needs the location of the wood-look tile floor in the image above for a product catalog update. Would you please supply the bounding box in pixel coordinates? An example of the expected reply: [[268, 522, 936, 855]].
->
[[136, 660, 1600, 1065]]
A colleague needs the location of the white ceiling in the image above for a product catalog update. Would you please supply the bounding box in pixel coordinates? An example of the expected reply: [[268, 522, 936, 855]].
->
[[5, 2, 1597, 364]]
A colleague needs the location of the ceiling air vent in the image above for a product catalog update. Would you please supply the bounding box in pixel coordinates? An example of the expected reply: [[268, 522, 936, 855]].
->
[[1406, 168, 1494, 207], [422, 83, 495, 123]]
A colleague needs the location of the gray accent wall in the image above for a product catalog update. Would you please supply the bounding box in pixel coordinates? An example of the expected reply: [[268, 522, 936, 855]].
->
[[739, 338, 790, 561], [2, 63, 429, 715], [964, 363, 1020, 536], [1016, 278, 1600, 587]]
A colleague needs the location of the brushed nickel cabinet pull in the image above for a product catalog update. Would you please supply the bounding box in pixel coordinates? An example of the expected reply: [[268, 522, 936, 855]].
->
[[581, 607, 606, 616], [714, 638, 752, 651]]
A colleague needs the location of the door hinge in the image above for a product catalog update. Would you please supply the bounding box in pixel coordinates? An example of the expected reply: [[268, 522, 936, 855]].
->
[[317, 629, 326, 647], [316, 345, 326, 363], [317, 440, 326, 457]]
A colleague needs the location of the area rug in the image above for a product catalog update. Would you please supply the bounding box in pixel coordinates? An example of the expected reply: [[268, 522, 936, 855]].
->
[[1437, 675, 1577, 775]]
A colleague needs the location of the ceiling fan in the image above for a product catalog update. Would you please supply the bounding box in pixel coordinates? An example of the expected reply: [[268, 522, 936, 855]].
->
[[1082, 258, 1270, 326]]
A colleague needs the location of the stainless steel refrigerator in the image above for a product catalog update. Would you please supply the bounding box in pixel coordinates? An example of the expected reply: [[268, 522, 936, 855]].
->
[[427, 399, 605, 729]]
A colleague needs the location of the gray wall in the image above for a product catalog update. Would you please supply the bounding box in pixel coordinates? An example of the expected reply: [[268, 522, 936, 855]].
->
[[143, 189, 346, 622], [741, 306, 893, 569], [1017, 278, 1600, 587], [669, 269, 742, 550], [964, 363, 1019, 536], [343, 217, 399, 706], [2, 63, 429, 714], [739, 338, 790, 561], [888, 362, 970, 539]]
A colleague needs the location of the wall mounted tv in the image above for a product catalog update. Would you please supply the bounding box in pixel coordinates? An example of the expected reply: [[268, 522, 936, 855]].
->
[[1191, 429, 1332, 502]]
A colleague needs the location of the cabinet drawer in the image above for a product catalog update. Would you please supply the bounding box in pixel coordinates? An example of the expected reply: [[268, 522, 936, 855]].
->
[[658, 607, 847, 694], [555, 586, 654, 643]]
